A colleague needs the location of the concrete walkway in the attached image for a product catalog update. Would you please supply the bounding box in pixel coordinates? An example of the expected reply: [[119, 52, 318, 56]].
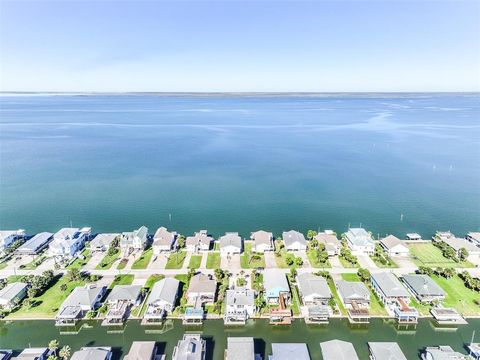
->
[[199, 251, 208, 269], [182, 252, 193, 270]]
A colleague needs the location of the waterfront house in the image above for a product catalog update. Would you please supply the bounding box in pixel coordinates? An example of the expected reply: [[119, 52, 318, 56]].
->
[[0, 350, 12, 359], [124, 342, 163, 360], [406, 233, 422, 241], [466, 232, 480, 246], [380, 235, 409, 256], [153, 227, 176, 254], [219, 232, 243, 254], [89, 233, 120, 252], [434, 231, 455, 242], [296, 273, 331, 305], [103, 285, 142, 325], [251, 230, 274, 253], [172, 334, 206, 360], [16, 232, 53, 255], [368, 342, 407, 360], [344, 228, 375, 254], [225, 337, 255, 360], [263, 269, 290, 305], [430, 306, 467, 325], [48, 227, 91, 260], [0, 282, 27, 310], [443, 237, 480, 257], [224, 287, 255, 324], [313, 231, 341, 256], [270, 343, 310, 360], [371, 272, 418, 323], [282, 230, 307, 251], [143, 278, 180, 324], [320, 340, 359, 360], [11, 348, 52, 360], [71, 347, 112, 360], [186, 273, 216, 306], [120, 226, 148, 255], [335, 280, 370, 322], [421, 346, 468, 360], [55, 284, 106, 326], [402, 274, 445, 303], [186, 230, 213, 252], [0, 229, 25, 253]]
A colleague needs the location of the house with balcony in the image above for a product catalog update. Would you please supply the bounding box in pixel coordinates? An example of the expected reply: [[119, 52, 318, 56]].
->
[[297, 273, 331, 305], [143, 278, 180, 324], [219, 233, 243, 254], [152, 227, 176, 254], [172, 334, 206, 360], [120, 226, 148, 256], [282, 230, 307, 251], [380, 235, 409, 257], [0, 229, 25, 253], [102, 285, 142, 326], [16, 232, 53, 255], [344, 228, 375, 254], [335, 280, 370, 323], [314, 231, 341, 256], [48, 227, 91, 261], [263, 269, 290, 305], [224, 287, 255, 324], [186, 230, 213, 252], [186, 273, 216, 306], [89, 233, 120, 252], [402, 274, 445, 303], [124, 342, 164, 360], [251, 230, 274, 253]]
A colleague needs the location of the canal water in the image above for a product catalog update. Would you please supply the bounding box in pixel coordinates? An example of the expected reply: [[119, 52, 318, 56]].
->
[[0, 318, 478, 359]]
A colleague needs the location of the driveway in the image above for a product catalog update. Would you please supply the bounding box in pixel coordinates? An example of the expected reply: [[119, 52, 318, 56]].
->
[[297, 251, 311, 268], [357, 254, 378, 269], [221, 253, 241, 271], [149, 253, 168, 270], [85, 251, 104, 270], [329, 256, 343, 269], [264, 251, 277, 268]]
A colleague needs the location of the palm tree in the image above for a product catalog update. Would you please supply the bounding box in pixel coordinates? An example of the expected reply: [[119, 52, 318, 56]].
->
[[47, 355, 58, 360], [48, 339, 59, 355], [59, 345, 71, 360]]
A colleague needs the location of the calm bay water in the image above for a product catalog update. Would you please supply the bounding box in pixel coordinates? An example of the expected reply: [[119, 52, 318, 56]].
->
[[0, 94, 479, 238], [0, 318, 478, 359]]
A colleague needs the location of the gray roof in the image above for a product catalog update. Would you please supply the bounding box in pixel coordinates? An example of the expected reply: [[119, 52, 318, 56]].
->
[[61, 285, 105, 309], [335, 281, 370, 302], [124, 341, 156, 360], [107, 285, 142, 302], [380, 235, 407, 250], [443, 237, 479, 252], [297, 273, 331, 298], [226, 337, 255, 360], [17, 232, 53, 253], [251, 230, 273, 246], [0, 282, 27, 302], [89, 233, 119, 249], [174, 334, 205, 360], [148, 278, 180, 306], [345, 228, 374, 247], [188, 273, 216, 294], [121, 226, 148, 246], [282, 230, 307, 248], [271, 343, 310, 360], [402, 275, 445, 297], [71, 347, 111, 360], [220, 232, 242, 249], [12, 347, 50, 359], [320, 340, 359, 360], [368, 342, 407, 360], [263, 269, 289, 292], [186, 231, 213, 247], [226, 288, 255, 307], [314, 233, 341, 246], [423, 346, 468, 360], [371, 273, 409, 298], [153, 227, 175, 246], [467, 232, 480, 241]]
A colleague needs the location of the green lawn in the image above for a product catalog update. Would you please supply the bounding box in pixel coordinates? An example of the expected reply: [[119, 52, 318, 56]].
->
[[188, 255, 202, 269], [66, 249, 92, 270], [327, 277, 346, 315], [340, 273, 387, 316], [165, 251, 187, 269], [338, 256, 359, 268], [286, 275, 300, 315], [340, 273, 360, 281], [109, 274, 134, 289], [273, 242, 289, 268], [431, 275, 480, 316], [206, 252, 221, 269], [306, 250, 331, 268], [7, 276, 86, 319], [95, 249, 120, 270], [116, 258, 128, 269], [408, 243, 473, 268], [240, 243, 266, 269], [131, 248, 153, 269], [370, 256, 398, 268], [213, 242, 220, 250], [409, 296, 432, 316], [144, 274, 165, 290], [131, 274, 165, 318], [20, 255, 47, 270]]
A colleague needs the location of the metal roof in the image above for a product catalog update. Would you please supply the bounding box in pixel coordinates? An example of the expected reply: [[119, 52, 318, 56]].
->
[[226, 337, 255, 360], [371, 273, 409, 298], [320, 340, 359, 360], [402, 275, 445, 297], [368, 342, 407, 360], [148, 278, 180, 306]]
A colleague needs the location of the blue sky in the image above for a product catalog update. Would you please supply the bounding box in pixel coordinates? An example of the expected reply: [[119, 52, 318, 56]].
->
[[1, 1, 479, 92]]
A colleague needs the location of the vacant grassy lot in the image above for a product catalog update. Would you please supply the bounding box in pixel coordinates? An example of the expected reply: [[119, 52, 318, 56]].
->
[[340, 273, 387, 316], [95, 249, 120, 270], [165, 251, 187, 269], [306, 250, 331, 268], [67, 249, 92, 270], [206, 252, 220, 269], [431, 275, 480, 316], [188, 255, 202, 269], [109, 274, 134, 289], [273, 241, 289, 268], [7, 276, 86, 319], [370, 255, 398, 268], [326, 277, 346, 315], [131, 248, 153, 269], [408, 243, 473, 268], [241, 242, 265, 269]]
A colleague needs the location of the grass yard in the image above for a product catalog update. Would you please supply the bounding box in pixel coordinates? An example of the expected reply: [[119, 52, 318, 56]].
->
[[7, 276, 86, 319], [338, 256, 359, 268], [144, 274, 165, 290], [20, 255, 47, 270], [188, 255, 202, 269], [273, 242, 289, 268], [109, 274, 134, 289], [131, 248, 153, 269], [306, 250, 331, 268], [408, 243, 473, 268], [409, 296, 432, 316], [431, 275, 480, 316], [286, 275, 300, 315], [370, 256, 398, 268], [165, 251, 187, 269], [116, 258, 128, 269], [240, 243, 266, 269], [95, 249, 120, 270], [66, 249, 92, 270], [340, 273, 387, 316], [206, 252, 221, 269], [326, 277, 346, 315], [340, 273, 360, 281]]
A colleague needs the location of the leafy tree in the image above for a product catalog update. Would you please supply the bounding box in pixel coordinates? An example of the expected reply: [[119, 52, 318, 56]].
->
[[66, 269, 81, 282], [357, 268, 371, 283], [59, 345, 71, 360], [307, 230, 317, 240], [459, 247, 469, 261], [176, 235, 186, 249], [284, 253, 295, 266], [289, 267, 297, 279], [295, 257, 303, 266], [0, 278, 6, 290]]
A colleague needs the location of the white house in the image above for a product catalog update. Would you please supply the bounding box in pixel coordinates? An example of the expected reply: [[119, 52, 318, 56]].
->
[[466, 232, 480, 246], [186, 273, 217, 306], [225, 287, 255, 323], [153, 227, 176, 254], [444, 237, 480, 257], [251, 230, 273, 253], [120, 226, 148, 255], [263, 269, 290, 305], [144, 278, 180, 323], [186, 230, 213, 252], [344, 228, 375, 254], [282, 230, 307, 251], [380, 235, 409, 256], [56, 284, 106, 325], [48, 227, 91, 260], [0, 282, 27, 310], [0, 229, 25, 252], [219, 232, 243, 254]]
